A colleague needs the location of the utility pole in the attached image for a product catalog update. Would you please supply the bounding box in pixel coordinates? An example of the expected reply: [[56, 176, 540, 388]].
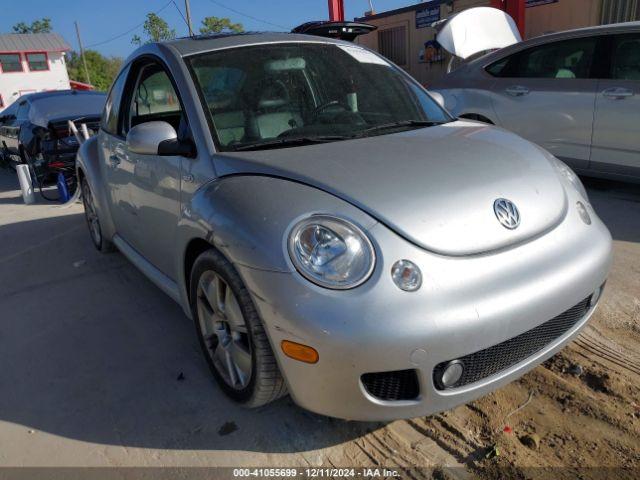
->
[[185, 0, 194, 36], [74, 21, 91, 86]]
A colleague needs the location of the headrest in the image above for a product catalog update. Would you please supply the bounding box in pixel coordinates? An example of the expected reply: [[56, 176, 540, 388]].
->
[[265, 57, 306, 72]]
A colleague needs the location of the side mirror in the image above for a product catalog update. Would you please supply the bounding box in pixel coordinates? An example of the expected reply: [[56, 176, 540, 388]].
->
[[126, 121, 195, 157]]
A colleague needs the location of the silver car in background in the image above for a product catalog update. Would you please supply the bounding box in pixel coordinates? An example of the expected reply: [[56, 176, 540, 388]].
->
[[431, 21, 640, 183], [77, 33, 612, 421]]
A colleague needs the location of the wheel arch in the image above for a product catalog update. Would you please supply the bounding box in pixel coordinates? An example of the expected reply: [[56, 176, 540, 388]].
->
[[76, 135, 116, 241], [458, 113, 495, 124], [175, 174, 378, 311], [183, 237, 218, 303]]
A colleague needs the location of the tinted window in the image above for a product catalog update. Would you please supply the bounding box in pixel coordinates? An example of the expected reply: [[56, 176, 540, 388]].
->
[[26, 53, 48, 71], [488, 37, 597, 79], [101, 66, 130, 136], [0, 54, 23, 73], [611, 33, 640, 80]]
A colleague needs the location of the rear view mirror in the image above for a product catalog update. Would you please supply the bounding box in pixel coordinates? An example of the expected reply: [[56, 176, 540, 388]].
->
[[126, 121, 195, 157]]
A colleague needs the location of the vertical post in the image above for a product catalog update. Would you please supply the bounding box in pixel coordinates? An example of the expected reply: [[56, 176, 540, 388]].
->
[[185, 0, 194, 36], [491, 0, 526, 38], [328, 0, 345, 21], [74, 21, 91, 86]]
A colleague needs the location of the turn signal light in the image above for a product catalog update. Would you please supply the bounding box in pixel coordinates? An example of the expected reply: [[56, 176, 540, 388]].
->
[[281, 340, 319, 364]]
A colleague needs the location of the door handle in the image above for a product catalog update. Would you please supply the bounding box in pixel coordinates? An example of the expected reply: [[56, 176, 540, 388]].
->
[[506, 86, 530, 97], [603, 87, 634, 99], [109, 155, 121, 168]]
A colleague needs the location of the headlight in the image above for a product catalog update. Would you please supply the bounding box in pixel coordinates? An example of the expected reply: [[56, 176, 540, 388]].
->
[[288, 215, 375, 289], [552, 157, 588, 201]]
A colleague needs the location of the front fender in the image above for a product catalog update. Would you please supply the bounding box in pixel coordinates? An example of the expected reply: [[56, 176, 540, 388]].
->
[[175, 175, 378, 301], [76, 136, 116, 241]]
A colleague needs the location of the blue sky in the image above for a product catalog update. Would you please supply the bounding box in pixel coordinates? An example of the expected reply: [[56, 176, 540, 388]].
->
[[2, 0, 416, 58]]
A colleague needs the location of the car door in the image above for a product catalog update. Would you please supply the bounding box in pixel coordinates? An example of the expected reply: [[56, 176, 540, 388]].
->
[[3, 100, 29, 155], [0, 102, 19, 156], [99, 65, 136, 242], [119, 62, 185, 278], [590, 32, 640, 178], [485, 36, 601, 171]]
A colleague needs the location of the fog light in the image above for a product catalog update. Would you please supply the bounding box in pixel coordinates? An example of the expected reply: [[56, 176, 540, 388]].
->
[[391, 260, 422, 292], [440, 360, 464, 388], [576, 201, 591, 225]]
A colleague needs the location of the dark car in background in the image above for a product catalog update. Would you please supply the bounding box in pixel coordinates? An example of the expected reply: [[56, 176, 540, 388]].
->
[[0, 90, 106, 186]]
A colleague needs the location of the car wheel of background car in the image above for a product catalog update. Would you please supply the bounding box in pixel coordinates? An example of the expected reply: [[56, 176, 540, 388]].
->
[[81, 177, 115, 253], [190, 249, 287, 407]]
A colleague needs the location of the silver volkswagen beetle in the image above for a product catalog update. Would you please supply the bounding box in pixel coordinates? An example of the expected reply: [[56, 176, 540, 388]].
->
[[77, 33, 612, 421]]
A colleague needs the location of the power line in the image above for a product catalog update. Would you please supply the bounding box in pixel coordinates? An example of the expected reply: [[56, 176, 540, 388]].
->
[[84, 0, 173, 49], [205, 0, 289, 30], [172, 0, 190, 30]]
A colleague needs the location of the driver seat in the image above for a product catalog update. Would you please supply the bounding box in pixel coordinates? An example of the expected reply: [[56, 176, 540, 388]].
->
[[250, 80, 302, 139]]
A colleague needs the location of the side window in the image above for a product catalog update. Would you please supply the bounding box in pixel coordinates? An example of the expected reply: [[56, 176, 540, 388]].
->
[[127, 66, 182, 133], [486, 57, 509, 77], [101, 65, 130, 136], [487, 37, 597, 79], [611, 34, 640, 80]]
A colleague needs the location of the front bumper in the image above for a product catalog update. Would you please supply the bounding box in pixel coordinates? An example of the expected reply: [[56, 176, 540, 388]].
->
[[238, 199, 612, 421]]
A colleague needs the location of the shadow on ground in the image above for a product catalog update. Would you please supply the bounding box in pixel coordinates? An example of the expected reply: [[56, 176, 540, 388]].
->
[[583, 177, 640, 244], [0, 209, 380, 453]]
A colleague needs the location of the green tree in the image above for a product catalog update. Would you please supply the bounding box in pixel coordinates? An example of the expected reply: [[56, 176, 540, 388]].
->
[[12, 18, 52, 34], [66, 50, 123, 92], [199, 16, 244, 35], [132, 13, 176, 45]]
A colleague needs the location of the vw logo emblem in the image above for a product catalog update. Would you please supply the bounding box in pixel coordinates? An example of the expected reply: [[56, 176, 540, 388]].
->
[[494, 198, 520, 230]]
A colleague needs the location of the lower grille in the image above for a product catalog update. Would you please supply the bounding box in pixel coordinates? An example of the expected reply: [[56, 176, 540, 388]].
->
[[433, 297, 592, 390], [362, 369, 419, 401]]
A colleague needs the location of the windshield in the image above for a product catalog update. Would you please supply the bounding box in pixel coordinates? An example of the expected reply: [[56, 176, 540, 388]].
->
[[188, 42, 452, 151]]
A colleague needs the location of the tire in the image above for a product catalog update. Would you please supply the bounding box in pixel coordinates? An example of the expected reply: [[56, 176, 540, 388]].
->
[[190, 249, 286, 407], [81, 177, 115, 253]]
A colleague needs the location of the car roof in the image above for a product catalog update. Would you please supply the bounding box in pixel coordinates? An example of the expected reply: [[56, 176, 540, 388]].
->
[[529, 20, 640, 43], [164, 32, 353, 57], [466, 20, 640, 69]]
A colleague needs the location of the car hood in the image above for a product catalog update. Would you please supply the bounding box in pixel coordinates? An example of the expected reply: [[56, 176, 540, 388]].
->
[[436, 7, 521, 59], [215, 121, 568, 256]]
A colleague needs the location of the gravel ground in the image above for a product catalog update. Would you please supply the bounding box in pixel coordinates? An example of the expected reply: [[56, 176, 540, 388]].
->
[[0, 168, 637, 478]]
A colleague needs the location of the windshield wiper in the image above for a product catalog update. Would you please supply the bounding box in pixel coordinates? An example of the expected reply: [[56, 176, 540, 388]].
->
[[232, 135, 350, 152], [354, 120, 447, 137]]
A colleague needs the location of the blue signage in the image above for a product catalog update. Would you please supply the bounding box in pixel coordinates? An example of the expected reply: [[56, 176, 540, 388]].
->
[[416, 5, 440, 29]]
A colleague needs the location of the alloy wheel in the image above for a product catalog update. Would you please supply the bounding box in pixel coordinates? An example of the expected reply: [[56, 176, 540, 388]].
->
[[196, 271, 253, 390], [82, 181, 102, 246]]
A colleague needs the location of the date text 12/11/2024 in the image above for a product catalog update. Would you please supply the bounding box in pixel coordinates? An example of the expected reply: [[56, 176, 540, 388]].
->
[[232, 468, 401, 478]]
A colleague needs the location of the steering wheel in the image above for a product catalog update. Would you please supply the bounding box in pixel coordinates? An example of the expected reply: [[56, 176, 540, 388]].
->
[[312, 100, 349, 118]]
